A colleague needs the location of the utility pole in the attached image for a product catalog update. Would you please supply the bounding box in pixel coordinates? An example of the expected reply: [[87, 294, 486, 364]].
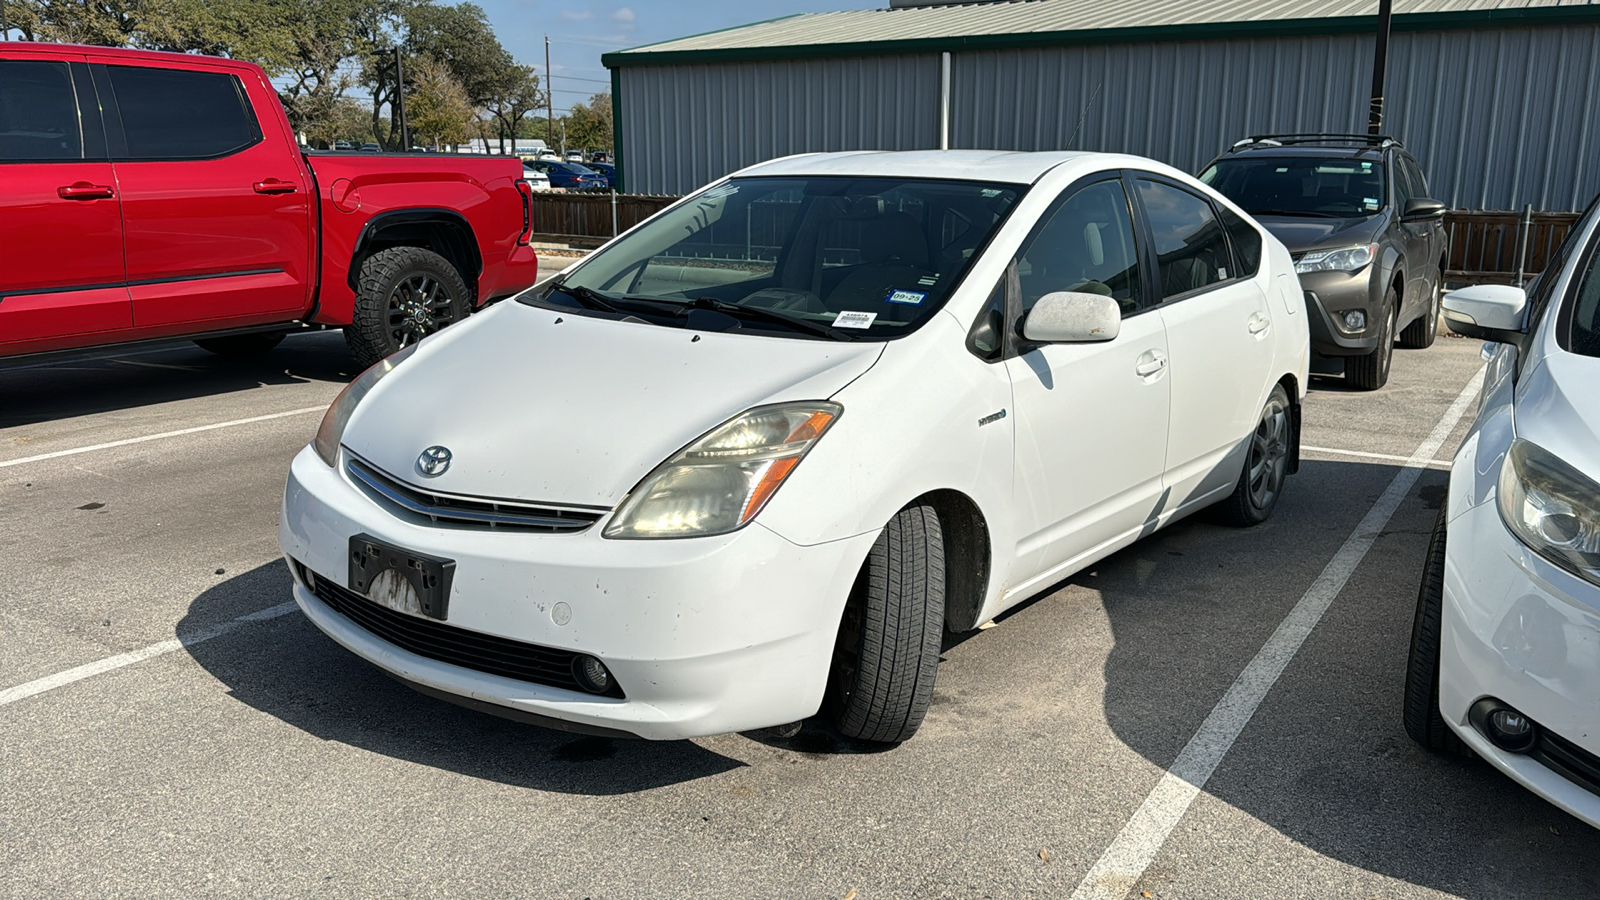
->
[[1368, 0, 1393, 135], [545, 35, 555, 154], [393, 47, 410, 151], [2, 0, 10, 41]]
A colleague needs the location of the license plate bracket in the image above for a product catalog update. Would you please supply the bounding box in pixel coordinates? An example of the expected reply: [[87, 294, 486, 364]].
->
[[348, 533, 455, 621]]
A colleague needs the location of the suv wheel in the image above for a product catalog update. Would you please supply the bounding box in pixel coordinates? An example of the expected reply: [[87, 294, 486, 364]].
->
[[1347, 288, 1397, 391], [1400, 280, 1441, 349], [346, 247, 472, 369]]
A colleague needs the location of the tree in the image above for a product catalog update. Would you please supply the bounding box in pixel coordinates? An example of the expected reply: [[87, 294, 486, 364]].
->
[[483, 67, 542, 153], [405, 55, 474, 148], [562, 92, 613, 155]]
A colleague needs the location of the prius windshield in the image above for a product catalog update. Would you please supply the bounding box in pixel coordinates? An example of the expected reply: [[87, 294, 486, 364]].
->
[[1200, 156, 1387, 218], [528, 176, 1024, 340]]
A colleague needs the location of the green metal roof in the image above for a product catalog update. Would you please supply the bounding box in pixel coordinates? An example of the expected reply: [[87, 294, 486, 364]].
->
[[603, 0, 1600, 67]]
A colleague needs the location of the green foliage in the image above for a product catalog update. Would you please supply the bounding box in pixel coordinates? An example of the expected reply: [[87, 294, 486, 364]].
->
[[562, 92, 613, 154]]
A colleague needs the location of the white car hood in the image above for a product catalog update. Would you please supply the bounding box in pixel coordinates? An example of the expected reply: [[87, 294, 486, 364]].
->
[[341, 301, 884, 507], [1516, 349, 1600, 479]]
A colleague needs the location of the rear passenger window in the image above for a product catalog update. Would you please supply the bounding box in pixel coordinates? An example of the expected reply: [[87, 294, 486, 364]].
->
[[1015, 180, 1143, 315], [0, 61, 82, 161], [106, 66, 260, 160], [1219, 206, 1262, 278], [1136, 180, 1231, 299]]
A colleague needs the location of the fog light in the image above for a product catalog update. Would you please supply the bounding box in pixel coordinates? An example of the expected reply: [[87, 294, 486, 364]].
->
[[572, 654, 614, 695], [1469, 698, 1538, 753], [1342, 309, 1367, 332]]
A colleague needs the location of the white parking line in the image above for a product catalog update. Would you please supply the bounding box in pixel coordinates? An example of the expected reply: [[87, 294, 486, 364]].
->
[[1068, 367, 1486, 900], [0, 406, 325, 470], [1303, 445, 1454, 470], [0, 602, 298, 708]]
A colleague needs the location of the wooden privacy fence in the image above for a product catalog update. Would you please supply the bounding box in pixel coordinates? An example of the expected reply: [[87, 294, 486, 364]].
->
[[531, 193, 1582, 285]]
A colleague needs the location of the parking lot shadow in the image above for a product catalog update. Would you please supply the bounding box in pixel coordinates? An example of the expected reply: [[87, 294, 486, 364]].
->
[[0, 332, 355, 428], [179, 560, 746, 796]]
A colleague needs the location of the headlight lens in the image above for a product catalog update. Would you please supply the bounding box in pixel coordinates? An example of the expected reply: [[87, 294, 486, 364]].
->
[[603, 402, 841, 539], [1295, 243, 1377, 274], [312, 343, 418, 466], [1497, 439, 1600, 586]]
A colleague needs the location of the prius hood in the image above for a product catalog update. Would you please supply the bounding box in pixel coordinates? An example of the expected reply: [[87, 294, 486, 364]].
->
[[340, 301, 884, 508]]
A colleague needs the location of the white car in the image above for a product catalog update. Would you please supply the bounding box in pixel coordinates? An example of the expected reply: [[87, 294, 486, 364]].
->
[[279, 151, 1310, 742], [1405, 196, 1600, 823], [521, 164, 551, 191]]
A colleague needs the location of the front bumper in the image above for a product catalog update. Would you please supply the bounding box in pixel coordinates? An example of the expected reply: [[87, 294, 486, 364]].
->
[[1439, 498, 1600, 827], [279, 445, 878, 740], [1299, 267, 1382, 356]]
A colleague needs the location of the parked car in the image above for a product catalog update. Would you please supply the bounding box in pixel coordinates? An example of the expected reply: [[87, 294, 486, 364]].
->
[[525, 158, 605, 191], [332, 140, 354, 151], [280, 150, 1310, 743], [564, 150, 585, 162], [1404, 193, 1600, 826], [521, 164, 551, 191], [590, 152, 609, 163], [585, 161, 616, 189], [0, 43, 540, 367], [1199, 134, 1447, 390], [358, 142, 381, 153]]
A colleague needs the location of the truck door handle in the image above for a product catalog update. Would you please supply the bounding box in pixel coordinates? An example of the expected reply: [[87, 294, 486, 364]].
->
[[1247, 313, 1270, 335], [1135, 352, 1168, 377], [253, 179, 298, 194], [58, 182, 115, 200]]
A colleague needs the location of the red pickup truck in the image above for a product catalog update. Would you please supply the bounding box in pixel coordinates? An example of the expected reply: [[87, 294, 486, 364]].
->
[[0, 43, 540, 368]]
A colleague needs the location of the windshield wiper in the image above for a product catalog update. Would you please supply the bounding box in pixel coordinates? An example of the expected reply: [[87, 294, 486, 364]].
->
[[550, 279, 621, 312], [687, 297, 854, 341]]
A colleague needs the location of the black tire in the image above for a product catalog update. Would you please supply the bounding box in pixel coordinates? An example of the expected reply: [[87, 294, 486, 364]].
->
[[1210, 383, 1292, 527], [825, 504, 946, 744], [1403, 507, 1473, 757], [1347, 287, 1397, 390], [193, 331, 285, 357], [345, 246, 472, 369], [1399, 278, 1440, 349]]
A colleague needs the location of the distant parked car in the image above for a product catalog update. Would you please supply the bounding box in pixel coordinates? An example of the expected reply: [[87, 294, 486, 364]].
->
[[526, 159, 605, 191], [358, 142, 381, 153], [590, 152, 609, 163], [521, 164, 551, 191], [333, 140, 354, 151], [1404, 192, 1600, 827], [1199, 134, 1447, 390], [564, 150, 585, 162], [585, 161, 616, 189]]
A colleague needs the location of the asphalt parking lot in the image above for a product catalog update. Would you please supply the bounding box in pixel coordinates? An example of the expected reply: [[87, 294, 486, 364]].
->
[[3, 329, 1597, 899]]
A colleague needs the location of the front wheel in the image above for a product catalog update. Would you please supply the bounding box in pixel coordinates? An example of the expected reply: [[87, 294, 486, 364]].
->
[[346, 246, 472, 369], [1403, 507, 1472, 757], [1210, 383, 1292, 527], [825, 504, 945, 744], [1347, 288, 1397, 390]]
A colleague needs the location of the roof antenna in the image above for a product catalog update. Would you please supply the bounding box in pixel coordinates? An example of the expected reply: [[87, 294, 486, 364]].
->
[[1066, 82, 1103, 151]]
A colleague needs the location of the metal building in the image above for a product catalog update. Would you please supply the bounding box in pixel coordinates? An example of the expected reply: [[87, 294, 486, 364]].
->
[[603, 0, 1600, 210]]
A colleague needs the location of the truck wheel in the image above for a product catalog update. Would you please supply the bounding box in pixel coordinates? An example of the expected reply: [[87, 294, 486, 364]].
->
[[1347, 288, 1397, 391], [193, 332, 285, 357], [1399, 281, 1440, 349], [1403, 507, 1473, 757], [346, 246, 471, 369], [1210, 383, 1292, 527], [825, 504, 945, 744]]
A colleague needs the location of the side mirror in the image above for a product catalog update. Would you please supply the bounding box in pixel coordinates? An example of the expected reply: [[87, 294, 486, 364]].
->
[[1402, 198, 1447, 222], [1022, 291, 1121, 343], [1442, 283, 1526, 342]]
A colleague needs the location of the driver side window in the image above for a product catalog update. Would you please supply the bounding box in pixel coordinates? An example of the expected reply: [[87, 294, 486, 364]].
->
[[1016, 180, 1143, 316]]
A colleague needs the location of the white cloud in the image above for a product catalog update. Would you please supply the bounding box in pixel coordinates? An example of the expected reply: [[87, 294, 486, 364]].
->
[[561, 9, 592, 21], [611, 7, 635, 24]]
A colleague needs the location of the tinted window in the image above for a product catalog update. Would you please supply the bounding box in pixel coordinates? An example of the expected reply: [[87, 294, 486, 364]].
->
[[1017, 180, 1142, 315], [1405, 157, 1430, 198], [1567, 214, 1600, 359], [1136, 180, 1231, 300], [1219, 206, 1262, 278], [106, 66, 259, 160], [1200, 156, 1387, 217], [1393, 157, 1416, 208], [0, 61, 82, 161]]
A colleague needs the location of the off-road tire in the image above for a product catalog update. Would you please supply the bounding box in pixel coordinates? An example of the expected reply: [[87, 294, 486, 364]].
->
[[1348, 288, 1398, 390], [1211, 383, 1293, 527], [345, 246, 472, 369], [193, 332, 285, 357], [825, 504, 946, 744], [1400, 280, 1441, 349], [1403, 507, 1473, 757]]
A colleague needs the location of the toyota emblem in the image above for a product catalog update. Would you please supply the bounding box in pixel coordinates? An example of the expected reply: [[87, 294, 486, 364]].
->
[[416, 445, 452, 477]]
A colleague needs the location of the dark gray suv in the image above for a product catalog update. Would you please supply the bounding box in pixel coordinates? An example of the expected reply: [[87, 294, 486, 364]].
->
[[1200, 134, 1447, 390]]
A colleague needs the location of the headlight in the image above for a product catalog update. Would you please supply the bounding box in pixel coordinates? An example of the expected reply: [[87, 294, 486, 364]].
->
[[1498, 439, 1600, 587], [311, 343, 418, 466], [603, 402, 841, 539], [1295, 243, 1377, 274]]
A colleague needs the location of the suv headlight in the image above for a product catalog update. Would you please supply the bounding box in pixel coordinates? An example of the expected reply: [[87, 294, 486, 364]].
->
[[312, 343, 418, 466], [1498, 439, 1600, 587], [1295, 243, 1377, 274], [604, 402, 841, 539]]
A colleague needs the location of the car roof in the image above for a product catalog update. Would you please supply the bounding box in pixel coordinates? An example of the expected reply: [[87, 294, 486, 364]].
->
[[1219, 146, 1390, 162], [734, 150, 1144, 185], [3, 40, 266, 75]]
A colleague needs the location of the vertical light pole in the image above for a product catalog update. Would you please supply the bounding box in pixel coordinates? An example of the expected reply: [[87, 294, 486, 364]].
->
[[2, 0, 10, 41], [545, 35, 555, 154], [393, 47, 410, 151], [1368, 0, 1393, 136]]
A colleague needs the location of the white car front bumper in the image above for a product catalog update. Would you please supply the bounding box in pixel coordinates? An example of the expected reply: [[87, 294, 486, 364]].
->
[[278, 445, 878, 740], [1440, 497, 1600, 827]]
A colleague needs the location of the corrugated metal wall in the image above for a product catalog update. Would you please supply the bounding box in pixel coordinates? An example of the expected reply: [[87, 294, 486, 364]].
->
[[617, 24, 1600, 210]]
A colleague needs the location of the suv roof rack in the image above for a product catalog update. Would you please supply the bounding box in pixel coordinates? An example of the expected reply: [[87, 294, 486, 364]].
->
[[1228, 133, 1402, 152]]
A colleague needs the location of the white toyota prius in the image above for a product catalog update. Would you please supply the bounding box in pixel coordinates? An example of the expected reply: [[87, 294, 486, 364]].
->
[[1405, 195, 1600, 824], [280, 151, 1310, 742]]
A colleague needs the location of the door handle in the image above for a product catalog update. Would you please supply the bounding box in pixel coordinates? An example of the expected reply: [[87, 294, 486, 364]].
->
[[1247, 313, 1270, 335], [1135, 352, 1168, 377], [253, 179, 298, 194], [58, 182, 115, 200]]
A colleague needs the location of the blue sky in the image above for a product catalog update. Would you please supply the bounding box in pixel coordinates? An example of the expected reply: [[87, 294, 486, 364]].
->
[[474, 0, 881, 114]]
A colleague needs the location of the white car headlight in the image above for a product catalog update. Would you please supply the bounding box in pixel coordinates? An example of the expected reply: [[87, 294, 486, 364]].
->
[[1295, 243, 1377, 274], [1498, 439, 1600, 587], [604, 402, 842, 539], [312, 343, 418, 466]]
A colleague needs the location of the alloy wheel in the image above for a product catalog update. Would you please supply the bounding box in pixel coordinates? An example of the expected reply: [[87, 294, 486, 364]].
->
[[386, 274, 455, 349], [1248, 397, 1290, 511]]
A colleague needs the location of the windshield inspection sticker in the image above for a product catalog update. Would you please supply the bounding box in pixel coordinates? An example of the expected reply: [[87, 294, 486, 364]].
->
[[1364, 198, 1380, 209], [885, 289, 928, 305], [833, 311, 878, 329]]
